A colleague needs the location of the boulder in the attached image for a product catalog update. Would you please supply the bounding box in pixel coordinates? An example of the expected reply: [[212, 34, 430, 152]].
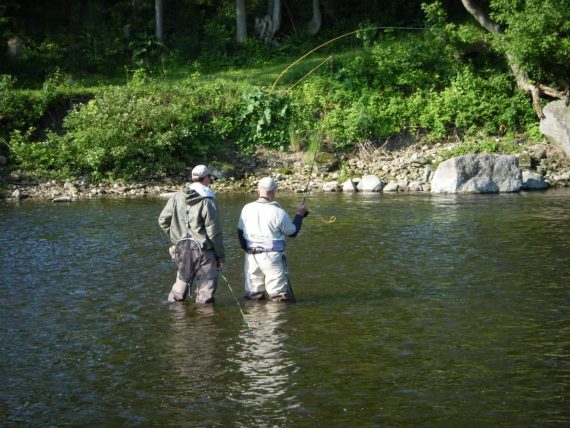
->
[[357, 175, 384, 192], [408, 181, 423, 191], [342, 179, 357, 192], [431, 154, 522, 193], [322, 181, 340, 192], [521, 170, 549, 190], [383, 181, 399, 192], [540, 100, 570, 158]]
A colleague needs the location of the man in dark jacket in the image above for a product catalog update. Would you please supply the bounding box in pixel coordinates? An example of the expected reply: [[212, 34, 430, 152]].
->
[[158, 165, 225, 303]]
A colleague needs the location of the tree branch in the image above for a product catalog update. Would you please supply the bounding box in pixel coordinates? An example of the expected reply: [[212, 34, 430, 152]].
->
[[459, 0, 562, 118]]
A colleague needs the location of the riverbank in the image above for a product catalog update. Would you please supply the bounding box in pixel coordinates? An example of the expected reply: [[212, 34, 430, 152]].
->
[[2, 140, 570, 201]]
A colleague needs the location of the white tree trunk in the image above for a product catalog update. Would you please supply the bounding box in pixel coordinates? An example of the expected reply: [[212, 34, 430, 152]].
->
[[307, 0, 321, 36], [236, 0, 247, 43], [155, 0, 164, 42], [271, 0, 281, 36]]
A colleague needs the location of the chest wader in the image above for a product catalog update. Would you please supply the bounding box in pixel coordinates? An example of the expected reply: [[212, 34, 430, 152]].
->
[[281, 253, 296, 303], [174, 236, 203, 300]]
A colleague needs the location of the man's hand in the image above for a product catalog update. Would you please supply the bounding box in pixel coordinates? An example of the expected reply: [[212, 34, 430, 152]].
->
[[297, 202, 309, 218]]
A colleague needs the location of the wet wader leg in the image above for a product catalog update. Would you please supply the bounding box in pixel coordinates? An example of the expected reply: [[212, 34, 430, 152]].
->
[[168, 272, 189, 302], [194, 249, 218, 304], [244, 253, 266, 300], [281, 253, 296, 303], [261, 252, 289, 300]]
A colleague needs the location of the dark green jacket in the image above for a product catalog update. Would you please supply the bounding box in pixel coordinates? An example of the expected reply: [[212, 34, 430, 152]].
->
[[158, 187, 225, 261]]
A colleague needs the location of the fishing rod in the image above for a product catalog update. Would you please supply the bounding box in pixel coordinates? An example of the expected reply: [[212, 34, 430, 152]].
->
[[302, 136, 322, 204], [271, 26, 427, 91], [220, 272, 251, 329], [301, 137, 337, 224]]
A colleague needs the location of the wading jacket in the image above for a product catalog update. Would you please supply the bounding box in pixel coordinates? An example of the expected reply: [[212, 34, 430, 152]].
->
[[158, 183, 225, 262], [237, 198, 302, 252]]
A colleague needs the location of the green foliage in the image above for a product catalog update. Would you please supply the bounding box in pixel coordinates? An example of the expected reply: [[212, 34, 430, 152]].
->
[[0, 75, 47, 155], [439, 139, 524, 162], [413, 69, 535, 139], [490, 0, 570, 83], [236, 88, 293, 152], [9, 129, 73, 178], [9, 80, 242, 181], [3, 0, 554, 179]]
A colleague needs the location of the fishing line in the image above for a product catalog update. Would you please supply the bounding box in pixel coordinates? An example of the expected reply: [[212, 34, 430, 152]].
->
[[288, 55, 332, 91], [301, 138, 337, 224], [220, 272, 251, 329], [271, 26, 427, 91]]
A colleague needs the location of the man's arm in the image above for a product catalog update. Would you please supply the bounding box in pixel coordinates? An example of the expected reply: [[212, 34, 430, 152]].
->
[[203, 199, 225, 262], [237, 228, 248, 251], [285, 202, 308, 237], [158, 196, 175, 235]]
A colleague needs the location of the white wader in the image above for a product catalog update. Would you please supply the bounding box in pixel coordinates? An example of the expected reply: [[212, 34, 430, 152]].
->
[[244, 251, 289, 299]]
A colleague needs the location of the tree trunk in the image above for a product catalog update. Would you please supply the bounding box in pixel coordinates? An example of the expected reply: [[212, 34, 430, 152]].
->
[[236, 0, 247, 43], [307, 0, 321, 36], [155, 0, 164, 43], [271, 0, 281, 36], [460, 0, 565, 118]]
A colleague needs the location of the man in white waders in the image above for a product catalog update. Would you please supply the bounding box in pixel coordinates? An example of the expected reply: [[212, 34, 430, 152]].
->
[[158, 165, 225, 303], [237, 177, 307, 302]]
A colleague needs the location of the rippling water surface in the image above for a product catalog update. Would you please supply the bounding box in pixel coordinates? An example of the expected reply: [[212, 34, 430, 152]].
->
[[1, 190, 569, 426]]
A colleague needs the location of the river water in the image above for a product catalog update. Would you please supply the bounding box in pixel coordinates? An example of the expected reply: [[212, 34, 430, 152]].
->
[[1, 190, 569, 426]]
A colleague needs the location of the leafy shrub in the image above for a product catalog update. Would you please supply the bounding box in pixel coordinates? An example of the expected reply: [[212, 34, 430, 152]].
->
[[20, 80, 242, 181], [414, 70, 535, 138], [236, 87, 293, 152]]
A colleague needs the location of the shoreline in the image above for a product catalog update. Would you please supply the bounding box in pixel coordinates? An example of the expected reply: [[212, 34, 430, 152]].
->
[[2, 142, 570, 201]]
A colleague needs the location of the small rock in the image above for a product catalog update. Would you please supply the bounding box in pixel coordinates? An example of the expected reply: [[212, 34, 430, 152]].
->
[[322, 181, 340, 192], [53, 196, 72, 203], [522, 170, 549, 190], [383, 182, 399, 192]]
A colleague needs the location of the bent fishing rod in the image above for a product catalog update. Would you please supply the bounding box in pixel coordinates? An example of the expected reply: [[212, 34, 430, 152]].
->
[[301, 138, 336, 223]]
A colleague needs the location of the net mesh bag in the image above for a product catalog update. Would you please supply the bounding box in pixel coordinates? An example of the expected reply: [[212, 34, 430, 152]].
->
[[174, 237, 202, 284]]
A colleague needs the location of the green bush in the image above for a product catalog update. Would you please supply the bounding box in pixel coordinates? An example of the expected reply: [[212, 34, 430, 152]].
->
[[8, 79, 243, 181], [0, 75, 47, 148], [236, 87, 293, 152], [414, 70, 535, 138]]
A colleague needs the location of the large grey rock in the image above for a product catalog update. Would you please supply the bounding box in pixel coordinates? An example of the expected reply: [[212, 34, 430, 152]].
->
[[357, 175, 384, 192], [342, 179, 357, 192], [431, 154, 522, 193], [522, 170, 548, 190], [540, 100, 570, 158]]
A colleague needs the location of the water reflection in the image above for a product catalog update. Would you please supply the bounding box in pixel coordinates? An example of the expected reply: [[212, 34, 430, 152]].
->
[[167, 303, 218, 383], [229, 302, 300, 425]]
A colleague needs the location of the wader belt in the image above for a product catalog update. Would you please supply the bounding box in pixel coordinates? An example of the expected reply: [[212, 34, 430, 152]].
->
[[246, 247, 283, 255]]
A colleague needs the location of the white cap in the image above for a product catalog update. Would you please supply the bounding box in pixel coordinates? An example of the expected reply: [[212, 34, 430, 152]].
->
[[191, 165, 211, 180], [258, 176, 278, 191]]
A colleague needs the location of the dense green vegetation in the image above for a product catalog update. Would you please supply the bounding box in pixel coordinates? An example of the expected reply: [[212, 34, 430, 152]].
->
[[1, 1, 568, 182]]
